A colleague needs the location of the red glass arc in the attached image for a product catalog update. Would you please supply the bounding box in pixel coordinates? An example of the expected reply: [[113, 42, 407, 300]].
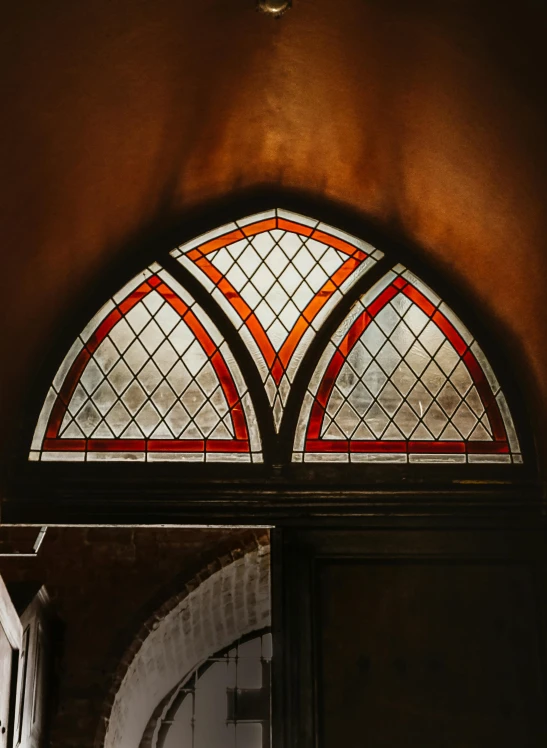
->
[[43, 275, 250, 455], [305, 276, 510, 456], [184, 217, 370, 385]]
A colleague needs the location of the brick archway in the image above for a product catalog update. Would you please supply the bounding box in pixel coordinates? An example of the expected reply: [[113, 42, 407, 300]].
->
[[99, 537, 270, 748]]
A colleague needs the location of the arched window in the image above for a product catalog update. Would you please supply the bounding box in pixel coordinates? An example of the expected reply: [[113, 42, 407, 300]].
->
[[148, 631, 272, 748], [28, 209, 522, 469]]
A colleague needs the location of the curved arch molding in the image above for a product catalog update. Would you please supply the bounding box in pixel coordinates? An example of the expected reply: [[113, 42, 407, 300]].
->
[[102, 543, 270, 748]]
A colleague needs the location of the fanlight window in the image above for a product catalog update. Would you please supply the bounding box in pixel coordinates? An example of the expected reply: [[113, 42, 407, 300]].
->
[[293, 265, 520, 464], [30, 264, 261, 462], [172, 209, 382, 429], [29, 210, 521, 465]]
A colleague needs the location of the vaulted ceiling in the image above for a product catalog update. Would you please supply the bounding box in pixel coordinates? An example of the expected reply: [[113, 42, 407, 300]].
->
[[2, 0, 547, 480]]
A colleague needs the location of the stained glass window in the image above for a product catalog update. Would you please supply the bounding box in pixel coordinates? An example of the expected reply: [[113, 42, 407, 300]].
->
[[293, 265, 521, 464], [30, 264, 261, 462], [171, 209, 383, 430], [30, 213, 523, 468]]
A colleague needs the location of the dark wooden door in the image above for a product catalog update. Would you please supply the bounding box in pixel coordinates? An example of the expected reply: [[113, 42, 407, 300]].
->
[[278, 527, 547, 748]]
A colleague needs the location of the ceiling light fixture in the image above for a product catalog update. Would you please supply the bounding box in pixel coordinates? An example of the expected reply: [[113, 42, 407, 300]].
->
[[256, 0, 292, 17]]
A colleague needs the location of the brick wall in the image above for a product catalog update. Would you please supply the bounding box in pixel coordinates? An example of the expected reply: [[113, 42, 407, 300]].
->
[[103, 539, 270, 748], [0, 526, 269, 748]]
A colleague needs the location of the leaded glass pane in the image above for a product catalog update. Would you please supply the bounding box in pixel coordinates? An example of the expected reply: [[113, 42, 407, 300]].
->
[[31, 265, 261, 462], [171, 209, 383, 431], [294, 267, 521, 464]]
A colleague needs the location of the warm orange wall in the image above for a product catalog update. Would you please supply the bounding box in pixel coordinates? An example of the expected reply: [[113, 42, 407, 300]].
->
[[1, 0, 546, 476]]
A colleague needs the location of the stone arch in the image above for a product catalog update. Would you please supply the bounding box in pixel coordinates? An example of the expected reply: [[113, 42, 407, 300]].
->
[[99, 536, 270, 748]]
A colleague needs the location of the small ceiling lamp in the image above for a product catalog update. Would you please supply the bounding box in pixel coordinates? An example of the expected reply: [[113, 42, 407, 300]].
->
[[256, 0, 292, 17]]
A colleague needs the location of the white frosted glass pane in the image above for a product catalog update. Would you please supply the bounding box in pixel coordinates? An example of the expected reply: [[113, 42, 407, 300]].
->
[[220, 342, 248, 396], [376, 382, 403, 416], [31, 388, 58, 449], [409, 454, 466, 464], [174, 221, 239, 255], [276, 208, 318, 228], [363, 271, 397, 305], [112, 268, 151, 305], [196, 361, 220, 396], [41, 451, 85, 462], [468, 453, 512, 464], [208, 453, 252, 463], [92, 381, 117, 415], [402, 269, 441, 307], [376, 341, 401, 376], [124, 340, 149, 374], [439, 302, 473, 344], [166, 323, 192, 358], [147, 452, 204, 462], [304, 453, 349, 463], [121, 381, 148, 415], [471, 341, 500, 393], [195, 403, 221, 436], [496, 392, 520, 452], [87, 452, 145, 462], [435, 340, 460, 376], [351, 453, 407, 463], [125, 302, 152, 334], [335, 402, 360, 437], [316, 221, 374, 253], [52, 338, 83, 392], [178, 254, 215, 293], [243, 393, 261, 452], [237, 210, 276, 227], [422, 403, 448, 437], [79, 300, 116, 345], [419, 320, 445, 355], [450, 402, 478, 438], [155, 303, 180, 335], [294, 392, 314, 451], [376, 304, 400, 336], [80, 359, 104, 395], [75, 402, 102, 434], [390, 362, 417, 396]]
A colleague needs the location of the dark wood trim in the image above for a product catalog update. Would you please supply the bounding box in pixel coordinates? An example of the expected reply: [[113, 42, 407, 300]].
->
[[1, 486, 544, 526]]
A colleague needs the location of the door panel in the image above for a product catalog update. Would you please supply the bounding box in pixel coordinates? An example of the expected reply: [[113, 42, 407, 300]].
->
[[280, 529, 547, 748], [319, 562, 546, 748]]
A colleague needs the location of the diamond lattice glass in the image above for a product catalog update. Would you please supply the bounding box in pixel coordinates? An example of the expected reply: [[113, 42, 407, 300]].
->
[[30, 265, 261, 462], [293, 266, 521, 464], [171, 209, 382, 430]]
